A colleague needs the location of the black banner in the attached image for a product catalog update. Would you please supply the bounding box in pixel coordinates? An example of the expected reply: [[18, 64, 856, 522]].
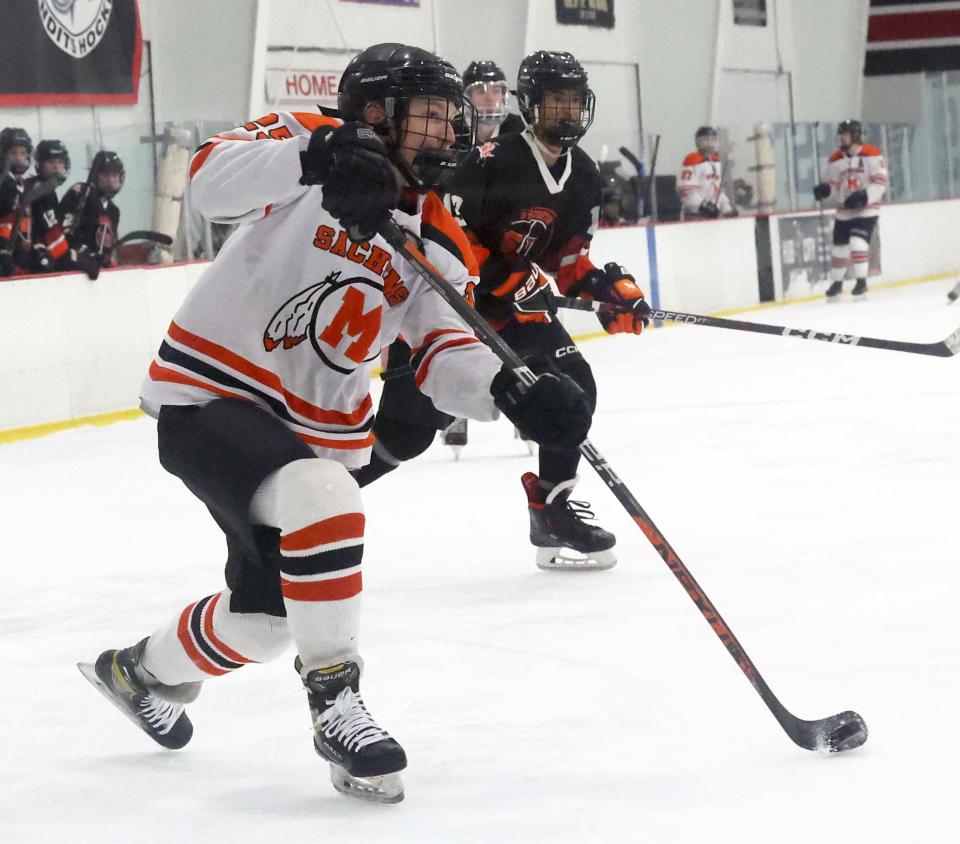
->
[[0, 0, 142, 106], [555, 0, 615, 29]]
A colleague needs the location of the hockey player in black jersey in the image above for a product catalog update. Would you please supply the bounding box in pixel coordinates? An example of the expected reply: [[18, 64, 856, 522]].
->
[[359, 51, 651, 570], [0, 127, 33, 276], [24, 139, 71, 274], [60, 150, 124, 280]]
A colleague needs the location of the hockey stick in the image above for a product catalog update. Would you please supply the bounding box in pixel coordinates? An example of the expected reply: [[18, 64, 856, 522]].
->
[[115, 230, 173, 248], [379, 217, 868, 754], [811, 122, 830, 283], [550, 293, 960, 358]]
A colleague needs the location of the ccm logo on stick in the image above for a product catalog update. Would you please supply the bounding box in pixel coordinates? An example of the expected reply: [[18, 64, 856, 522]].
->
[[782, 328, 860, 345]]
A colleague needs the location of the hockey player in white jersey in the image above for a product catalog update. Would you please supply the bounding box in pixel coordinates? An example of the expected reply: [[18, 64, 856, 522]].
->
[[678, 126, 738, 220], [813, 119, 888, 301], [78, 43, 592, 804]]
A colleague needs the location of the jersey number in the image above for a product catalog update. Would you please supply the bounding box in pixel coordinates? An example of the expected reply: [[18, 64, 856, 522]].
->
[[243, 113, 293, 141]]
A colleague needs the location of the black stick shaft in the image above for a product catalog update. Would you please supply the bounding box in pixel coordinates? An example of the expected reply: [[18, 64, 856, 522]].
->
[[553, 294, 960, 358], [379, 217, 804, 741]]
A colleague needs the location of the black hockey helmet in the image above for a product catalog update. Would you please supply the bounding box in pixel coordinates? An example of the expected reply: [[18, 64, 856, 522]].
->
[[1, 127, 33, 174], [90, 150, 125, 198], [516, 51, 594, 147], [338, 43, 475, 190], [36, 139, 71, 183], [837, 119, 863, 148], [463, 60, 506, 87], [463, 60, 510, 127]]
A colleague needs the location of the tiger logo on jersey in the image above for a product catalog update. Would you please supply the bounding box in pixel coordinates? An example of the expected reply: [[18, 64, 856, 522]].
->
[[478, 141, 498, 160], [263, 271, 383, 374], [500, 206, 556, 258]]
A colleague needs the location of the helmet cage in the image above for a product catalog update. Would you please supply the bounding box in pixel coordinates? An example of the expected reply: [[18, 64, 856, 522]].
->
[[36, 140, 71, 184], [384, 90, 477, 191], [837, 120, 863, 148], [90, 152, 125, 198], [523, 88, 595, 148]]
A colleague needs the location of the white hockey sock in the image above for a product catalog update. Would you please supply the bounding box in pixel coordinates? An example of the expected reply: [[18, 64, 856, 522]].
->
[[250, 458, 363, 675], [831, 244, 850, 282], [850, 234, 870, 280], [142, 588, 291, 685]]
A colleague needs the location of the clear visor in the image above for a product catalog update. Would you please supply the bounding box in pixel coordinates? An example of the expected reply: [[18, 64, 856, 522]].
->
[[465, 80, 510, 126]]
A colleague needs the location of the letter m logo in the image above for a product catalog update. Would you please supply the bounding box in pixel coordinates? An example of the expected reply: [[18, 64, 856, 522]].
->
[[318, 287, 382, 363]]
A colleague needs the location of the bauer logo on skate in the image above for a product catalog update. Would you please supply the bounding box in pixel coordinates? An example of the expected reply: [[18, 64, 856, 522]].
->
[[264, 272, 383, 374]]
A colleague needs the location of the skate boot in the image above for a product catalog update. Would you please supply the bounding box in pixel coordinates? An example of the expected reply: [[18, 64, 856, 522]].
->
[[441, 417, 468, 460], [851, 278, 868, 300], [301, 659, 407, 804], [78, 637, 198, 750], [948, 281, 960, 303], [825, 280, 843, 302], [522, 472, 616, 570]]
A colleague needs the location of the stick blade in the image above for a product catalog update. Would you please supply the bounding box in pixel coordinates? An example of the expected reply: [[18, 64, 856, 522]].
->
[[792, 710, 868, 754]]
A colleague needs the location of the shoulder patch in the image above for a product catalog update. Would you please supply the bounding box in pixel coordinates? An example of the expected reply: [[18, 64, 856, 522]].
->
[[860, 144, 882, 157], [683, 152, 705, 166], [421, 192, 479, 277], [292, 112, 341, 133], [828, 149, 845, 163]]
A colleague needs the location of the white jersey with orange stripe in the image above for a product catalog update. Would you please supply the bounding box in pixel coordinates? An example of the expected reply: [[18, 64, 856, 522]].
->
[[825, 144, 888, 221], [677, 151, 734, 216], [139, 110, 502, 469]]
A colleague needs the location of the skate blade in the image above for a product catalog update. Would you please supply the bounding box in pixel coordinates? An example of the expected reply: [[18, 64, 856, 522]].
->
[[825, 297, 842, 304], [450, 445, 463, 461], [535, 547, 617, 571], [77, 662, 190, 749], [330, 764, 404, 804]]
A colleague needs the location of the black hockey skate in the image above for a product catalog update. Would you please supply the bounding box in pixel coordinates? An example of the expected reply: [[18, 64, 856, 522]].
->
[[825, 280, 843, 302], [851, 278, 868, 300], [522, 472, 616, 570], [78, 638, 198, 750], [948, 281, 960, 303], [441, 417, 468, 460], [301, 659, 406, 804]]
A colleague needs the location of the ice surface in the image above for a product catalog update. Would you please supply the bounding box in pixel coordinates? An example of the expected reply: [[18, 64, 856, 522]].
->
[[2, 280, 959, 842]]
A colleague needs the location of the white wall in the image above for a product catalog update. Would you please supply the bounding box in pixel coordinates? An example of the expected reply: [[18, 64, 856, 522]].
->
[[0, 263, 206, 430], [268, 0, 438, 50]]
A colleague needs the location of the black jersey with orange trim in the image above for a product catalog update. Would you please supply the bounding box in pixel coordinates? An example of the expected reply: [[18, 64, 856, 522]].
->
[[444, 130, 602, 318], [59, 182, 120, 263]]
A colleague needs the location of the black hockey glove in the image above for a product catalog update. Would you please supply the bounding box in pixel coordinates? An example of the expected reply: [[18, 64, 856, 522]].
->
[[75, 248, 102, 281], [300, 122, 399, 242], [0, 248, 13, 277], [578, 263, 650, 335], [844, 189, 868, 210], [813, 182, 831, 201], [490, 367, 591, 450], [698, 200, 720, 219]]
